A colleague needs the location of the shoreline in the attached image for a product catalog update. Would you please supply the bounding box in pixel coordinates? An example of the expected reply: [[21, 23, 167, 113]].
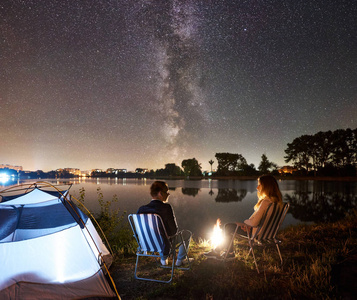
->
[[153, 175, 357, 182]]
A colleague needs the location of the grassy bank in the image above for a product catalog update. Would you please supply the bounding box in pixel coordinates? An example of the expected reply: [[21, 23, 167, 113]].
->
[[109, 208, 357, 299]]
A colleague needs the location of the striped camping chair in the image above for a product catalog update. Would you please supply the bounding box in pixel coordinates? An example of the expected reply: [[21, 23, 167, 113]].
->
[[225, 202, 290, 273], [128, 213, 191, 283]]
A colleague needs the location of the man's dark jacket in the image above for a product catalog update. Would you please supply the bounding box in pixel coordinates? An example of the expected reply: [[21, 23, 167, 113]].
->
[[137, 200, 178, 255]]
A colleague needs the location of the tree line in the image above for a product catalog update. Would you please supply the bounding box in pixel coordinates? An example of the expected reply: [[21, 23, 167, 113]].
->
[[284, 128, 357, 176], [12, 127, 356, 179], [158, 128, 356, 177], [137, 153, 277, 177]]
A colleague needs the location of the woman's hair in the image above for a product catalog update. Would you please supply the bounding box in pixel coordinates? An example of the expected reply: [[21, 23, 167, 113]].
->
[[150, 181, 168, 197], [255, 174, 282, 210]]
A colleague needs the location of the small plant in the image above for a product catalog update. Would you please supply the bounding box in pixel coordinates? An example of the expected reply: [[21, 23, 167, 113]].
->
[[94, 187, 137, 255], [75, 187, 86, 211], [74, 187, 136, 256], [94, 187, 122, 233]]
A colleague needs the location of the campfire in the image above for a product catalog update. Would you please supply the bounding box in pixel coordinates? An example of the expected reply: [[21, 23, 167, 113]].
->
[[210, 218, 224, 249]]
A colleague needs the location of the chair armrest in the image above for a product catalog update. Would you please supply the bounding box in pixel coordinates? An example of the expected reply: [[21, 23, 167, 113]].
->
[[169, 232, 181, 239], [246, 224, 257, 229], [170, 229, 192, 238]]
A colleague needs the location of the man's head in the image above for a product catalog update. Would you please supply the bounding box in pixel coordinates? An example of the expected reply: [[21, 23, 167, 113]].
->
[[150, 181, 170, 202]]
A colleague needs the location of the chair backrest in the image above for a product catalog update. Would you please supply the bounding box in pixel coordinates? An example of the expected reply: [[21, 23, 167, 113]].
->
[[254, 202, 290, 242], [129, 214, 168, 253]]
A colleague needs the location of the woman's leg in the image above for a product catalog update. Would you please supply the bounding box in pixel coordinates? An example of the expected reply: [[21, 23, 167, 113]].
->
[[224, 223, 238, 253], [224, 222, 248, 252]]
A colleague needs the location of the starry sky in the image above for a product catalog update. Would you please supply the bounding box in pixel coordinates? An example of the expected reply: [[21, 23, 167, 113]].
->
[[1, 0, 356, 172]]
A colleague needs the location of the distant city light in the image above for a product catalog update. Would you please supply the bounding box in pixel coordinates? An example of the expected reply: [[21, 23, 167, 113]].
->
[[0, 173, 10, 184]]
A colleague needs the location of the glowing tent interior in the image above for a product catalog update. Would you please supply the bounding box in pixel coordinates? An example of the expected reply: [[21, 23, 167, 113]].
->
[[0, 182, 119, 299]]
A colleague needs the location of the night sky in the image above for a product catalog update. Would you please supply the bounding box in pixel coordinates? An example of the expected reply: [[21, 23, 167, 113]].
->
[[1, 0, 356, 172]]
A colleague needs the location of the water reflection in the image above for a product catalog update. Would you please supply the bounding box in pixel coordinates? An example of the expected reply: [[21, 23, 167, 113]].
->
[[181, 187, 247, 202], [286, 182, 357, 223], [182, 188, 200, 197], [215, 189, 247, 202], [1, 178, 356, 237], [0, 178, 20, 187]]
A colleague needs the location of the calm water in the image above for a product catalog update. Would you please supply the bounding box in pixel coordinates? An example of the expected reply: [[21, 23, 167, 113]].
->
[[1, 178, 356, 239]]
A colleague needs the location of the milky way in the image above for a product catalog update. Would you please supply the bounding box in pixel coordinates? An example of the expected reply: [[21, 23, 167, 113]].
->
[[1, 0, 356, 172]]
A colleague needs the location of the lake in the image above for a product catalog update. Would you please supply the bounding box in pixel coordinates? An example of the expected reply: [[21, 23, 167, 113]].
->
[[1, 178, 356, 240]]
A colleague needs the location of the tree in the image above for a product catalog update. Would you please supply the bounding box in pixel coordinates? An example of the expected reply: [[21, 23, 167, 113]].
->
[[209, 159, 214, 173], [312, 130, 333, 170], [154, 164, 182, 176], [164, 163, 183, 176], [215, 152, 247, 176], [284, 128, 357, 176], [181, 158, 202, 176], [241, 163, 258, 176], [258, 154, 277, 174], [284, 135, 312, 173], [330, 128, 355, 167]]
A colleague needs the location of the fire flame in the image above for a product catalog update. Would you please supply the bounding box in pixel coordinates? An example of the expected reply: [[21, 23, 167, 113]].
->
[[211, 218, 224, 249]]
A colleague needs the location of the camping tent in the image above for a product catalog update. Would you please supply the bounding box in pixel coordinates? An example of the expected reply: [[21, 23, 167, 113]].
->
[[0, 183, 118, 299]]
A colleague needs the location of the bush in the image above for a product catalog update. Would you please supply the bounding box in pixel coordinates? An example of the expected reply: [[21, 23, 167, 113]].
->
[[75, 187, 136, 256]]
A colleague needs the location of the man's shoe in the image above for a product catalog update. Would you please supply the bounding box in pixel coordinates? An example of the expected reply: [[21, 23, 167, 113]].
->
[[175, 257, 194, 267], [220, 251, 235, 260], [203, 249, 221, 259], [160, 258, 168, 266]]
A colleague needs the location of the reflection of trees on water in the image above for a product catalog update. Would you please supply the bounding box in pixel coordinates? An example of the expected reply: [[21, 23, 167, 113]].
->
[[286, 183, 357, 223], [179, 188, 248, 201], [215, 189, 247, 203], [181, 188, 200, 197]]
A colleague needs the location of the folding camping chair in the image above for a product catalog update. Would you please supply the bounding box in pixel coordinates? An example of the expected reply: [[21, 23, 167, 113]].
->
[[128, 213, 192, 283], [223, 202, 290, 273]]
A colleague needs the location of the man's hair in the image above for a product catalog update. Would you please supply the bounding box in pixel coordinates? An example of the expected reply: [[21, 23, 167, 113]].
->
[[150, 181, 168, 197]]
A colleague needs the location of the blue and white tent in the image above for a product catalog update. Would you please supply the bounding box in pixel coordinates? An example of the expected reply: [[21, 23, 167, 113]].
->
[[0, 182, 118, 299]]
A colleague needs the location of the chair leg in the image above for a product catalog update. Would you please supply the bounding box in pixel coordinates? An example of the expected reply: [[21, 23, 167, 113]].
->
[[275, 243, 283, 265], [249, 246, 260, 274], [134, 254, 140, 280], [134, 253, 175, 283], [249, 243, 283, 274], [247, 248, 252, 259], [222, 224, 239, 261]]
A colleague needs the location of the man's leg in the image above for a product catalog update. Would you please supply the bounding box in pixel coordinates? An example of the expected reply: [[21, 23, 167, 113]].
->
[[159, 253, 168, 266], [176, 230, 192, 261]]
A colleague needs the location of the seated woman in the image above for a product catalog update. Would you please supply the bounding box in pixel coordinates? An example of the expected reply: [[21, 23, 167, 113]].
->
[[204, 174, 283, 259]]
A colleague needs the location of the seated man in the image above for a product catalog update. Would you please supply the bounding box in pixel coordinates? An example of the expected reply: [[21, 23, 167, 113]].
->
[[137, 181, 192, 266]]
